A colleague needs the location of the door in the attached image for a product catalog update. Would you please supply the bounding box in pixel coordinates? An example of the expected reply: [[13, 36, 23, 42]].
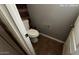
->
[[0, 25, 24, 55], [0, 4, 35, 55]]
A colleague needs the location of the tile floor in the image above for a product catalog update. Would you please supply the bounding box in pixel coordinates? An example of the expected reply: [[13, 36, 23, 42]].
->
[[32, 35, 64, 55]]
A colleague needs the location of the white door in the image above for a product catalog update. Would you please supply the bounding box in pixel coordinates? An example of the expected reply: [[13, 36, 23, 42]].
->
[[0, 4, 35, 55]]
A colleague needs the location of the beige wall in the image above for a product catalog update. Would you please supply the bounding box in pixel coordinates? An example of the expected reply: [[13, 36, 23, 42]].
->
[[27, 4, 79, 41]]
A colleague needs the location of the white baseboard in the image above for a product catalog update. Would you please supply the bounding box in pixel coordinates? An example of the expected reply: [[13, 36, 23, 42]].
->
[[40, 33, 64, 43]]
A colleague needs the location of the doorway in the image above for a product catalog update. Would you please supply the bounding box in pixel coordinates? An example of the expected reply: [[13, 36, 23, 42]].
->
[[16, 4, 64, 55]]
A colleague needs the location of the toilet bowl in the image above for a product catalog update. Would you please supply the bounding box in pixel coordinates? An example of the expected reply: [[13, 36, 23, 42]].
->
[[27, 29, 39, 43], [23, 19, 39, 43]]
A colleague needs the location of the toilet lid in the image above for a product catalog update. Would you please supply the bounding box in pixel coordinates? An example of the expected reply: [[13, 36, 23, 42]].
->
[[27, 29, 39, 37]]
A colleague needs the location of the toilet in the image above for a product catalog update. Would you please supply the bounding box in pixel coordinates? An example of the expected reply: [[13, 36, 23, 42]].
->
[[23, 19, 39, 43]]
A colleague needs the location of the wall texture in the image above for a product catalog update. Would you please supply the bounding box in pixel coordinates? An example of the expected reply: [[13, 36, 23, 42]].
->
[[27, 4, 79, 41]]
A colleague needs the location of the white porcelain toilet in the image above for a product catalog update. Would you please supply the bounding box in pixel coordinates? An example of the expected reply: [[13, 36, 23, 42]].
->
[[23, 19, 39, 43]]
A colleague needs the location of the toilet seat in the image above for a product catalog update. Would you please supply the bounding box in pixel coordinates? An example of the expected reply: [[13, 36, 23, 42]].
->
[[27, 29, 39, 38]]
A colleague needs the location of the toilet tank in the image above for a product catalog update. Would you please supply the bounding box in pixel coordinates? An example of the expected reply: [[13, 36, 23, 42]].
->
[[23, 19, 30, 31]]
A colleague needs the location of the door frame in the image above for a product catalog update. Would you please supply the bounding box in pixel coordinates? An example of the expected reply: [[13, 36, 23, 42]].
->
[[0, 4, 35, 55]]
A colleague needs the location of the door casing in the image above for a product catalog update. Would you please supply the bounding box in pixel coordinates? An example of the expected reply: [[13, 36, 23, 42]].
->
[[0, 4, 35, 55]]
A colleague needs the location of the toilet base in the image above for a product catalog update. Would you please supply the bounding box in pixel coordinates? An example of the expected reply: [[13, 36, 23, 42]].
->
[[30, 38, 38, 43]]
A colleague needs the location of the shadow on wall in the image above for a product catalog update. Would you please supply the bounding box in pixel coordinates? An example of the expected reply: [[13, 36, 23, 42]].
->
[[27, 4, 79, 41]]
